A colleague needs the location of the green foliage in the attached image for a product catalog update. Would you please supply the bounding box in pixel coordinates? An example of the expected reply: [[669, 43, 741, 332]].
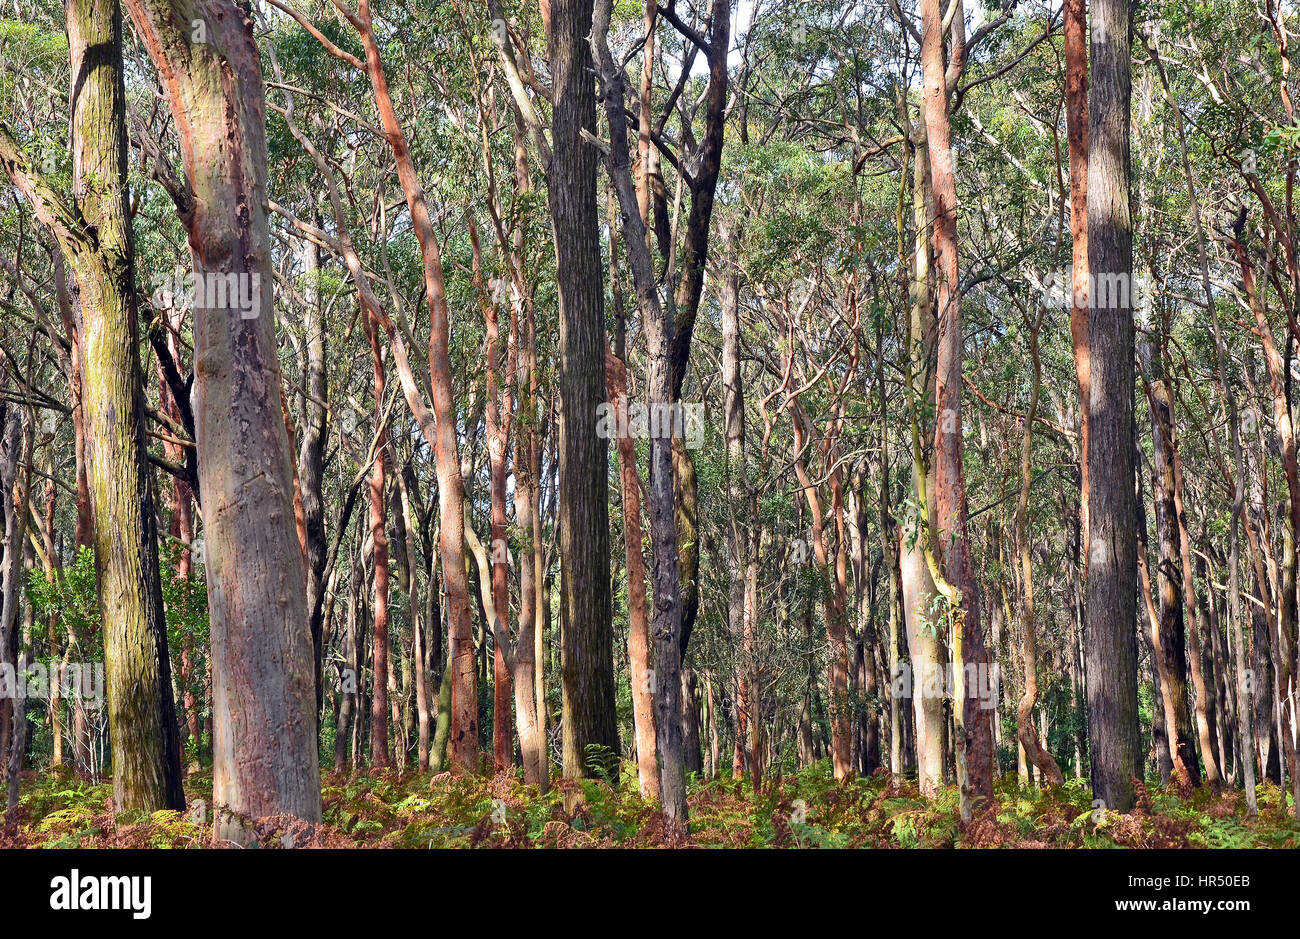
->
[[160, 541, 209, 655], [27, 545, 100, 644], [6, 761, 1299, 848]]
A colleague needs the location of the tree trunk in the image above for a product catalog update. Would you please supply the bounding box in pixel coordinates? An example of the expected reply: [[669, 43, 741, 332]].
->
[[1231, 236, 1300, 815], [297, 233, 329, 722], [901, 522, 945, 797], [0, 406, 30, 810], [1065, 0, 1090, 555], [346, 0, 478, 773], [1014, 308, 1064, 785], [123, 0, 321, 840], [720, 261, 761, 787], [0, 0, 188, 813], [470, 224, 514, 776], [606, 350, 659, 799], [682, 667, 703, 777], [1083, 0, 1142, 813], [335, 536, 363, 772], [668, 0, 729, 663], [789, 402, 853, 781], [1172, 437, 1221, 786], [553, 0, 619, 785], [394, 470, 431, 772], [1140, 337, 1200, 788], [363, 310, 391, 770], [920, 0, 993, 811], [591, 0, 685, 831], [509, 152, 546, 788]]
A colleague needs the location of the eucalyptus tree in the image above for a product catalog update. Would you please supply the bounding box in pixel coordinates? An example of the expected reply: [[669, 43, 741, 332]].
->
[[1084, 0, 1142, 812], [0, 0, 185, 813], [121, 0, 321, 841]]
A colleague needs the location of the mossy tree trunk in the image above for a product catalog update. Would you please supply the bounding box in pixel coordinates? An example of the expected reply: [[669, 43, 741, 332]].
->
[[71, 0, 186, 811], [0, 0, 187, 813]]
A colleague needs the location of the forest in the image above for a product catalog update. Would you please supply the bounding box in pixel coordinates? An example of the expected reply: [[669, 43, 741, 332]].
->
[[0, 0, 1297, 853]]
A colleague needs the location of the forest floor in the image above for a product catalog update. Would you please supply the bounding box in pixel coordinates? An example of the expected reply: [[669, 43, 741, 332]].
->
[[2, 762, 1296, 848]]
